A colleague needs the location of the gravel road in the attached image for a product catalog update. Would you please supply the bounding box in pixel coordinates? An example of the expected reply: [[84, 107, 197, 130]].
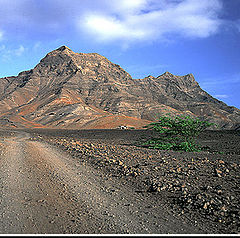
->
[[0, 130, 204, 234]]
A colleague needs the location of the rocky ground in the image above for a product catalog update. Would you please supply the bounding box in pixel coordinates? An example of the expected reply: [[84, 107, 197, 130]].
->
[[23, 128, 240, 234], [0, 129, 204, 234]]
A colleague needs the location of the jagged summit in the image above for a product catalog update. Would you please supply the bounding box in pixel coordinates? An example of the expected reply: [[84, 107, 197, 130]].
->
[[0, 46, 239, 129], [143, 75, 155, 80], [51, 46, 107, 59], [46, 45, 75, 57], [161, 71, 175, 77], [159, 71, 194, 79], [56, 45, 72, 52]]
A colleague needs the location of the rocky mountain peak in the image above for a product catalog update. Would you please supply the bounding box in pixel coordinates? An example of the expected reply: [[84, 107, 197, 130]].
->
[[48, 46, 107, 61], [56, 45, 72, 52], [44, 45, 75, 59], [161, 71, 175, 77], [144, 75, 155, 80], [0, 46, 239, 130], [156, 71, 199, 90]]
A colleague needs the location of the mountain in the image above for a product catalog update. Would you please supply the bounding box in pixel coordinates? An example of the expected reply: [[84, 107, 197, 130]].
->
[[0, 45, 239, 129]]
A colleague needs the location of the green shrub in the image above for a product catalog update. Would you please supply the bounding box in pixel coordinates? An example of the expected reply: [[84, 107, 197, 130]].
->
[[143, 115, 215, 152]]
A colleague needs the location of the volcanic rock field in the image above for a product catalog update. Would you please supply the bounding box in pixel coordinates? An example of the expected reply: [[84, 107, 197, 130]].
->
[[23, 128, 240, 234]]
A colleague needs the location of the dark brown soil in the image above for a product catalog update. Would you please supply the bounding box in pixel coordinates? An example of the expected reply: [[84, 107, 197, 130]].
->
[[17, 128, 240, 234]]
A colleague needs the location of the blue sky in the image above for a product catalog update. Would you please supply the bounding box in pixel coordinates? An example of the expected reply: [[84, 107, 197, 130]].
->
[[0, 0, 239, 108]]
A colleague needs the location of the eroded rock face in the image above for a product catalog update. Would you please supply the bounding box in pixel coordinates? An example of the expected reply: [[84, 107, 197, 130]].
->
[[0, 45, 239, 129]]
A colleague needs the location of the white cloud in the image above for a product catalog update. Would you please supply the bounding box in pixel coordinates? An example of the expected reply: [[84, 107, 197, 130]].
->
[[108, 0, 148, 15], [33, 42, 41, 50], [15, 45, 25, 56], [0, 45, 26, 61], [214, 94, 229, 99], [0, 30, 3, 41], [83, 14, 147, 42], [79, 0, 223, 43]]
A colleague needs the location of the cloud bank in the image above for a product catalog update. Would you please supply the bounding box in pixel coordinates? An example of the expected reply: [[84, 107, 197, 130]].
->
[[79, 0, 223, 43], [0, 0, 237, 45]]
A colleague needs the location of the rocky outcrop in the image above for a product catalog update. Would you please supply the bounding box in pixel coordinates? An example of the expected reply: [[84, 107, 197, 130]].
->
[[0, 45, 239, 129]]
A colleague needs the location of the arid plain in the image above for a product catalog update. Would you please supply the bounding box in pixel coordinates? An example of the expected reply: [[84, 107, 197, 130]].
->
[[0, 128, 239, 234]]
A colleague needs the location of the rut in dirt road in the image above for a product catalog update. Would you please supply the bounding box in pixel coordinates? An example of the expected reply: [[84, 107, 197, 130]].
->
[[0, 131, 203, 234]]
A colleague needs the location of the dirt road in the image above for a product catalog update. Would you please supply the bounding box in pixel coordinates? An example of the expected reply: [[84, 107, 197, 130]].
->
[[0, 131, 204, 234]]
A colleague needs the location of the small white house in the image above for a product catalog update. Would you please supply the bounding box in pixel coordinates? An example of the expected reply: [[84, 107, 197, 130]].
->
[[118, 125, 128, 130]]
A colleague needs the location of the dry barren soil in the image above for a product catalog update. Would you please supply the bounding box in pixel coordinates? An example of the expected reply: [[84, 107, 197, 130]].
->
[[0, 129, 239, 234]]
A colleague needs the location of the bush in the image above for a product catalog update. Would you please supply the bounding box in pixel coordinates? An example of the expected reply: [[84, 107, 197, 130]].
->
[[143, 115, 215, 152]]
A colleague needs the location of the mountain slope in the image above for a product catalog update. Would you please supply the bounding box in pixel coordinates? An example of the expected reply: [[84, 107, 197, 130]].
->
[[0, 45, 239, 129]]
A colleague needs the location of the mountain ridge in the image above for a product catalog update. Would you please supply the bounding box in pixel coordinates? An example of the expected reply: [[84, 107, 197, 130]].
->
[[0, 45, 239, 129]]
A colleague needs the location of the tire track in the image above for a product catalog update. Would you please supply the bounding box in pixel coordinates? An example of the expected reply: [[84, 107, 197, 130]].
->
[[0, 133, 74, 233], [0, 138, 36, 233]]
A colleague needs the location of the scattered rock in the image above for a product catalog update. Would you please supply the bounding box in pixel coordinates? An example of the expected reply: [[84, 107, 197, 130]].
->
[[31, 130, 240, 234]]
